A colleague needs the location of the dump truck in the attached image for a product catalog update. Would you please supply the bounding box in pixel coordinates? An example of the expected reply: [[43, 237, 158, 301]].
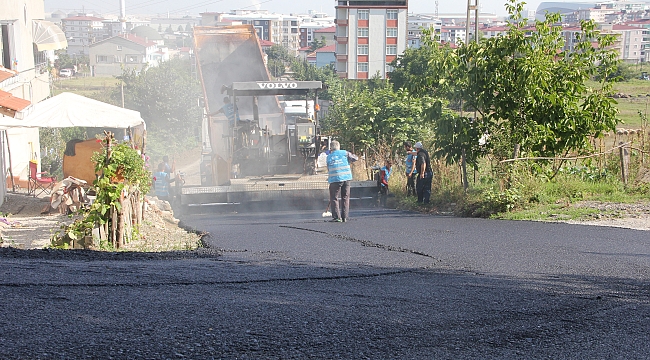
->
[[181, 25, 375, 209]]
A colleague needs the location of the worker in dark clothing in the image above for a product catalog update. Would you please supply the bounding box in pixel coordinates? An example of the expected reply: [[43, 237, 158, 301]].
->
[[404, 141, 417, 197], [414, 142, 433, 204]]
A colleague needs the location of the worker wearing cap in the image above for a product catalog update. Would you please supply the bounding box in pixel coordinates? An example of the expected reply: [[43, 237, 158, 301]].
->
[[326, 140, 358, 222], [414, 142, 433, 204]]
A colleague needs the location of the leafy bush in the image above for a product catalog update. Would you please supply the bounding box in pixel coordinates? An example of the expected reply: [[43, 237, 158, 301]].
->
[[51, 134, 150, 248]]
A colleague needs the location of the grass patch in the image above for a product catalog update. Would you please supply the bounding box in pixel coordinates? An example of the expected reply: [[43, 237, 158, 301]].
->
[[498, 203, 604, 221], [52, 76, 120, 96]]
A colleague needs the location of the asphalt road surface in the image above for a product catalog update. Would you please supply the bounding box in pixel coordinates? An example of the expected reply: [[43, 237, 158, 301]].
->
[[1, 207, 649, 359]]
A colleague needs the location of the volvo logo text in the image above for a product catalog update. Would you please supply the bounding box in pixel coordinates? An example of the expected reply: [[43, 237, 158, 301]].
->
[[257, 82, 298, 89]]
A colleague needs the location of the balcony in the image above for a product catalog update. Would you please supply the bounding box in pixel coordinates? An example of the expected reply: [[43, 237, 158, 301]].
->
[[336, 36, 348, 44], [336, 53, 348, 61], [335, 19, 348, 26]]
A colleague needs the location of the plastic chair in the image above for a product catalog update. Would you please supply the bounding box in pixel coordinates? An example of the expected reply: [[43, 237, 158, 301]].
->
[[27, 160, 56, 197]]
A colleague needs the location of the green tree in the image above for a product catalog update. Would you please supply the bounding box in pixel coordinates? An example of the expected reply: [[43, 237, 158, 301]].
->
[[265, 44, 292, 63], [268, 58, 285, 77], [106, 58, 202, 158], [165, 25, 173, 34], [458, 0, 619, 161], [177, 25, 184, 32], [289, 60, 339, 100], [309, 36, 327, 52], [326, 81, 434, 159], [54, 50, 74, 71], [391, 0, 620, 169]]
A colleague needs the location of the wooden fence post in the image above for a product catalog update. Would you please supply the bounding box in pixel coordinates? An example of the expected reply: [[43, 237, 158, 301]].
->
[[461, 148, 468, 191], [619, 142, 630, 185]]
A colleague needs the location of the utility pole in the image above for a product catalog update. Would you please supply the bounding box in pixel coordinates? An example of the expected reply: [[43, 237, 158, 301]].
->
[[466, 0, 479, 43]]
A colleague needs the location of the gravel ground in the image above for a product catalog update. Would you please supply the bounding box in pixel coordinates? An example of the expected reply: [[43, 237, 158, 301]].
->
[[0, 191, 203, 251], [561, 200, 650, 231]]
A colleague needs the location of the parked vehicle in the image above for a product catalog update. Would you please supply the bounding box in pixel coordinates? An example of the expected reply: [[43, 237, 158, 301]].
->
[[59, 69, 73, 77]]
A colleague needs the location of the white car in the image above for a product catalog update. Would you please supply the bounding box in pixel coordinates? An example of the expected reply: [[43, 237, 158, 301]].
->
[[59, 69, 73, 77]]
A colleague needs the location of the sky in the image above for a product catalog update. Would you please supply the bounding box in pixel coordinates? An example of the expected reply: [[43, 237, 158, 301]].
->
[[44, 0, 546, 18]]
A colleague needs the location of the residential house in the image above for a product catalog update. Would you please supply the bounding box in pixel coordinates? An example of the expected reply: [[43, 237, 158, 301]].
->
[[89, 33, 159, 77], [315, 44, 336, 68], [313, 26, 336, 46], [1, 0, 67, 204]]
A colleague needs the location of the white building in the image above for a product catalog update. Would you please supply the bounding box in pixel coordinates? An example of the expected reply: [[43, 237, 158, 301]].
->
[[1, 0, 67, 203], [408, 14, 441, 48], [220, 11, 302, 52], [335, 0, 409, 79], [439, 25, 467, 44]]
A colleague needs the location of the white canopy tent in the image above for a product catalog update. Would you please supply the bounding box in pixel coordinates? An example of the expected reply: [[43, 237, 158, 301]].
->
[[0, 92, 145, 130], [0, 92, 146, 197]]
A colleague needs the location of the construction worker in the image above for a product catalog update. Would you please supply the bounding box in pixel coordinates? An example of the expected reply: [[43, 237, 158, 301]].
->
[[377, 160, 392, 207], [326, 140, 358, 222], [404, 141, 417, 197]]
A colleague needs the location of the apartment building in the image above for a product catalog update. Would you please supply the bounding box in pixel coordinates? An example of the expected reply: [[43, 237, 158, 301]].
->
[[609, 24, 646, 62], [627, 18, 650, 61], [407, 14, 441, 48], [439, 25, 466, 45], [300, 22, 335, 48], [221, 11, 301, 52], [62, 15, 104, 56], [334, 0, 408, 79]]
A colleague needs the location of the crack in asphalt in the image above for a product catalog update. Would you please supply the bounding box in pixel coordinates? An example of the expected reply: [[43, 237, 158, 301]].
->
[[0, 269, 414, 288], [279, 225, 441, 261]]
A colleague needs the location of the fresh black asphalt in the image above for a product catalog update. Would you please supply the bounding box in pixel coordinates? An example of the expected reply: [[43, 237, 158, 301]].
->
[[0, 207, 648, 359]]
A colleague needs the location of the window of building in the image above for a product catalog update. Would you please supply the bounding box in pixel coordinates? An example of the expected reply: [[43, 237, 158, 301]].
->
[[116, 45, 122, 51], [358, 27, 369, 37], [114, 55, 121, 62], [126, 55, 138, 63], [386, 45, 397, 55], [386, 63, 394, 72], [358, 10, 369, 20], [358, 62, 368, 72], [358, 44, 368, 55], [387, 10, 398, 20], [386, 27, 398, 37], [96, 55, 108, 63]]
